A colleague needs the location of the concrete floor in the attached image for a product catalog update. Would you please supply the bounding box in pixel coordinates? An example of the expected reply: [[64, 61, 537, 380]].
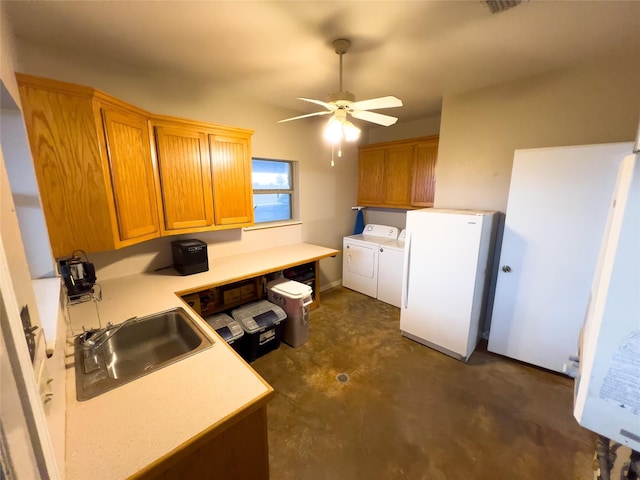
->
[[251, 287, 596, 480]]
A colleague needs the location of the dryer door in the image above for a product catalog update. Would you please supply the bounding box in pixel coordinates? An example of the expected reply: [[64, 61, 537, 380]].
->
[[342, 240, 378, 298]]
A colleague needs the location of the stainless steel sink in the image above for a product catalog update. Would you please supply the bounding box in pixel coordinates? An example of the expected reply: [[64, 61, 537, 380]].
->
[[74, 307, 213, 401]]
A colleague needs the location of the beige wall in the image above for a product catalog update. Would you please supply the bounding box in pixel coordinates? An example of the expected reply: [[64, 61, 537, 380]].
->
[[0, 3, 44, 331], [0, 3, 19, 102], [0, 5, 65, 475], [367, 115, 441, 144], [435, 55, 640, 212], [9, 41, 639, 284], [13, 41, 355, 287]]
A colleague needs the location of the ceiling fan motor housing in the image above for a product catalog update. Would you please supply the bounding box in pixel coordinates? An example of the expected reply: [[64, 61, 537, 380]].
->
[[332, 38, 351, 54], [327, 91, 355, 104]]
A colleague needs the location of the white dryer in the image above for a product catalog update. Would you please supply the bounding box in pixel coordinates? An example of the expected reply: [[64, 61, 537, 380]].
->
[[342, 224, 399, 298], [377, 229, 406, 308]]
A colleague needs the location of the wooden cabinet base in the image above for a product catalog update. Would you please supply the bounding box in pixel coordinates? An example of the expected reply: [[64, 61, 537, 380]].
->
[[133, 405, 270, 480]]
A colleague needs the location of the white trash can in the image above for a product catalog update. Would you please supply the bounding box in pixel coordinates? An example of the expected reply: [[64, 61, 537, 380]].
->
[[267, 278, 313, 348]]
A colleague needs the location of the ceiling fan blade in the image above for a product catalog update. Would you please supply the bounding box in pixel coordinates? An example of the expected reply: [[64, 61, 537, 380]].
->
[[350, 96, 403, 111], [351, 110, 398, 127], [278, 110, 333, 123], [298, 97, 337, 111]]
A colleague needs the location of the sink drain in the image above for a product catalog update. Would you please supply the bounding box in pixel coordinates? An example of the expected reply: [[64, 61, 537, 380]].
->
[[336, 373, 350, 383]]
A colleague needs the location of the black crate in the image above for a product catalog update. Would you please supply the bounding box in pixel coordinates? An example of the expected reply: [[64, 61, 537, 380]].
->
[[231, 301, 287, 362]]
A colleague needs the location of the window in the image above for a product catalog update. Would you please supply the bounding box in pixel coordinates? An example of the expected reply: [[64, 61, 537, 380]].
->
[[252, 158, 295, 223]]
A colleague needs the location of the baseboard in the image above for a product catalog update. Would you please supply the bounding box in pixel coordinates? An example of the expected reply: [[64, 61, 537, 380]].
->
[[319, 280, 342, 292]]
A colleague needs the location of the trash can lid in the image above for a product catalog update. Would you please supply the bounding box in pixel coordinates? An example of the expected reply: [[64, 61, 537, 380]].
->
[[269, 279, 312, 298]]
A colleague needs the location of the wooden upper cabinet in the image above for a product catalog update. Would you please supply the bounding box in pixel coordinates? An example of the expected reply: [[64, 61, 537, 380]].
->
[[101, 107, 160, 241], [150, 117, 254, 234], [209, 133, 254, 226], [357, 149, 385, 205], [152, 122, 214, 234], [357, 135, 438, 209], [18, 74, 256, 256], [16, 74, 160, 257], [411, 139, 438, 207], [382, 145, 413, 207]]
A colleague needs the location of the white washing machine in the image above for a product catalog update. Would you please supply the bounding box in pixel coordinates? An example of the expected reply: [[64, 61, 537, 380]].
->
[[342, 224, 399, 298], [377, 229, 406, 308]]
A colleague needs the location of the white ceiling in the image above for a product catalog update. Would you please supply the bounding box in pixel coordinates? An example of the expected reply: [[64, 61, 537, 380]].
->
[[5, 0, 640, 123]]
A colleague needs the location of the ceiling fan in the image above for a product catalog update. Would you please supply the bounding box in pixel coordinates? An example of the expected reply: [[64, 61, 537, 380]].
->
[[278, 38, 403, 142]]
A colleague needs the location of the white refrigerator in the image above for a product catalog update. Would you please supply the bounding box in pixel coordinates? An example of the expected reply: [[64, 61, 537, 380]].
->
[[400, 209, 498, 362]]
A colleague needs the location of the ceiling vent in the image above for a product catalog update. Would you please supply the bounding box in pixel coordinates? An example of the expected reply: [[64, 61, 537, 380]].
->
[[486, 0, 523, 14]]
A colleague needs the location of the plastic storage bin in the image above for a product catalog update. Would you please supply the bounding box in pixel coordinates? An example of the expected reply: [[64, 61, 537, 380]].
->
[[204, 313, 244, 353], [267, 278, 313, 348], [231, 300, 286, 362]]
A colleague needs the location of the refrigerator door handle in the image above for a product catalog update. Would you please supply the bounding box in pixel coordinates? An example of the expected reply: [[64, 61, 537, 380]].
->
[[401, 230, 412, 308]]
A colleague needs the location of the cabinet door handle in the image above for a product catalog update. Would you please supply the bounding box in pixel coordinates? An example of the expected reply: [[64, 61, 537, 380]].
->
[[502, 265, 512, 273]]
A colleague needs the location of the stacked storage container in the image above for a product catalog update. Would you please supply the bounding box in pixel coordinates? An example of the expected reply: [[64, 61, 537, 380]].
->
[[231, 300, 286, 362], [204, 313, 244, 354]]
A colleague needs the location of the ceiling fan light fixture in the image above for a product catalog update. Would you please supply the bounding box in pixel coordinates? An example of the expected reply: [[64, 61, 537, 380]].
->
[[343, 120, 361, 142], [323, 117, 344, 143], [278, 37, 400, 159], [323, 115, 360, 144]]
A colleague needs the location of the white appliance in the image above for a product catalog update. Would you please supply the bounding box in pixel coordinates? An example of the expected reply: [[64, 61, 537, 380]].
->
[[342, 224, 398, 298], [377, 230, 406, 308], [574, 153, 639, 451], [267, 278, 313, 348], [488, 142, 633, 373], [400, 209, 498, 362]]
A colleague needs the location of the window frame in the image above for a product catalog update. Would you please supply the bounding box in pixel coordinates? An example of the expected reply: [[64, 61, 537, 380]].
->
[[251, 158, 297, 225]]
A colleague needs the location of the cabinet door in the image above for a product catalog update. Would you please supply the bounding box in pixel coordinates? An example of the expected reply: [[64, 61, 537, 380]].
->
[[357, 149, 385, 205], [382, 145, 413, 207], [101, 107, 160, 242], [17, 81, 118, 257], [209, 134, 253, 226], [411, 141, 438, 207], [154, 125, 214, 232]]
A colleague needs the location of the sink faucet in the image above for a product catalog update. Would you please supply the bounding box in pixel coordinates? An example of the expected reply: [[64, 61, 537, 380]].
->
[[78, 316, 137, 350]]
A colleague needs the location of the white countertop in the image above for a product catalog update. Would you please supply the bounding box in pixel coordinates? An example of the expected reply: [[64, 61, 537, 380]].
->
[[64, 243, 339, 480]]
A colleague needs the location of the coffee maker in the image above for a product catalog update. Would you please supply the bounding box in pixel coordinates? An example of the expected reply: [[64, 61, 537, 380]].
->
[[58, 251, 97, 301]]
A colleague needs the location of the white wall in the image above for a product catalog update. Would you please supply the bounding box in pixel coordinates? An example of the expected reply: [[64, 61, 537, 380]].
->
[[13, 40, 356, 287], [435, 55, 640, 212], [0, 4, 64, 475], [0, 0, 40, 320], [1, 104, 54, 278]]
